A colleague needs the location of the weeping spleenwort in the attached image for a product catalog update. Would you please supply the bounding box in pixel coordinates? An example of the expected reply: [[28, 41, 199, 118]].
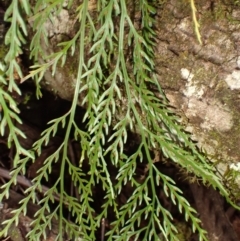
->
[[0, 0, 238, 241]]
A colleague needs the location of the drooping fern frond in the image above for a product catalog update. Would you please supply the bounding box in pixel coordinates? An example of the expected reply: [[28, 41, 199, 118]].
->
[[0, 0, 34, 173]]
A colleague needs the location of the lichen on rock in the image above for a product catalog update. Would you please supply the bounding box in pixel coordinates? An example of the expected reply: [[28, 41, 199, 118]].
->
[[155, 0, 240, 170]]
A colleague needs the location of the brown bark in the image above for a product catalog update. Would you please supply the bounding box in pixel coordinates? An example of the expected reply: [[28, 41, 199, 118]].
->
[[190, 183, 239, 241]]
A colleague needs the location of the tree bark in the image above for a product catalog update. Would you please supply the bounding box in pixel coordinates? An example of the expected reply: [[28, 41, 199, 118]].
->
[[154, 1, 240, 166], [190, 182, 239, 241], [21, 0, 240, 167]]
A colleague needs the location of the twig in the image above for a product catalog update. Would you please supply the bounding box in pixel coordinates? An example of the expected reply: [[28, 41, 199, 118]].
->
[[0, 167, 61, 202]]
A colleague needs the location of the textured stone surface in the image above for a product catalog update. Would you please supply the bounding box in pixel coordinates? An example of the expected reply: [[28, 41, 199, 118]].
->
[[155, 0, 240, 170]]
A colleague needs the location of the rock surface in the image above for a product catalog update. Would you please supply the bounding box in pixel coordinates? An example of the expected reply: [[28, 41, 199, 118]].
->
[[154, 0, 240, 172]]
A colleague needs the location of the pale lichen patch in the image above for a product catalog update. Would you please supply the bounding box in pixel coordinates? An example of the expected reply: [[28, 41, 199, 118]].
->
[[230, 162, 240, 171], [44, 9, 72, 38], [181, 68, 193, 81], [180, 68, 205, 98], [225, 70, 240, 90], [237, 56, 240, 68], [185, 98, 233, 132]]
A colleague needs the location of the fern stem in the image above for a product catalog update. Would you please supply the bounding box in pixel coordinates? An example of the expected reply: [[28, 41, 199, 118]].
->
[[59, 0, 89, 239]]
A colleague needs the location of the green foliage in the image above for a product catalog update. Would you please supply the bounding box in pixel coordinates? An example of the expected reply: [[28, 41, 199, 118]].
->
[[0, 0, 238, 240]]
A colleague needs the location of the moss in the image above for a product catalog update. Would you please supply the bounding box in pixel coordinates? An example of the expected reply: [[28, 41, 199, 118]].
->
[[8, 224, 25, 241], [214, 84, 240, 155]]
